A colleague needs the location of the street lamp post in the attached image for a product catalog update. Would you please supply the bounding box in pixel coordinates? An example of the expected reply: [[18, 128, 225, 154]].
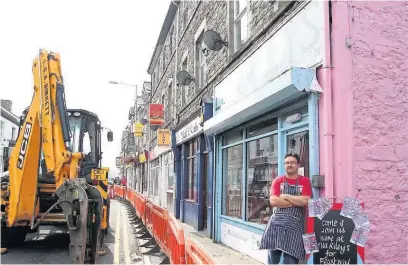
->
[[109, 80, 141, 190]]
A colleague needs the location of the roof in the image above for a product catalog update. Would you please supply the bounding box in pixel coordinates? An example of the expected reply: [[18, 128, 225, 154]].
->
[[147, 1, 180, 74], [0, 106, 19, 125]]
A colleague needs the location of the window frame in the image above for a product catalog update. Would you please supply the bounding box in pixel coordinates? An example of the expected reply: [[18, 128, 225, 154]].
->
[[186, 138, 197, 201], [180, 51, 189, 106], [217, 101, 310, 228], [228, 0, 251, 55], [194, 19, 207, 92]]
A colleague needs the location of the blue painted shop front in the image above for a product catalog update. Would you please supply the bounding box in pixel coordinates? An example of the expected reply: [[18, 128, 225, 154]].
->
[[204, 66, 323, 263], [172, 103, 214, 237]]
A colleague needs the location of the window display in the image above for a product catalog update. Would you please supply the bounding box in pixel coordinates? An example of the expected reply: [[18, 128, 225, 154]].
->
[[222, 144, 243, 218], [246, 135, 278, 224]]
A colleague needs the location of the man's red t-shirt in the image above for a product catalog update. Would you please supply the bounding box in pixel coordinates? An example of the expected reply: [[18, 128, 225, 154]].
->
[[270, 175, 312, 197]]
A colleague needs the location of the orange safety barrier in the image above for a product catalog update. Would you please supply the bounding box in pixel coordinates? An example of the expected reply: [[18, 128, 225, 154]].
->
[[146, 201, 168, 253], [167, 214, 186, 264], [124, 188, 215, 264], [114, 185, 126, 199], [185, 237, 216, 264]]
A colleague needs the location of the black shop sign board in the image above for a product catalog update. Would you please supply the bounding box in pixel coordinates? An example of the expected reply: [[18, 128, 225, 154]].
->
[[306, 203, 365, 264]]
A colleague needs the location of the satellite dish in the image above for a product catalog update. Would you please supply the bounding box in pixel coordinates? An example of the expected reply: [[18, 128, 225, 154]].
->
[[176, 70, 195, 86], [203, 30, 228, 51]]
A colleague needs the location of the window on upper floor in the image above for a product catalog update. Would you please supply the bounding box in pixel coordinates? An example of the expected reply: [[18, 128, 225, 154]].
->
[[169, 27, 174, 57], [158, 58, 162, 81], [162, 52, 166, 73], [167, 80, 173, 123], [181, 56, 188, 106], [228, 0, 250, 54], [11, 127, 16, 141], [0, 121, 4, 140], [195, 32, 207, 91], [152, 72, 156, 89], [183, 4, 189, 32]]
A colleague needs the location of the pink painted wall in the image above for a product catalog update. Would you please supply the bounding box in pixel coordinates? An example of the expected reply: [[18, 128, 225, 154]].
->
[[325, 1, 408, 263]]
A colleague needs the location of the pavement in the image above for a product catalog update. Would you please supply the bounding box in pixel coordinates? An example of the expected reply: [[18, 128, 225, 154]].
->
[[182, 223, 263, 265], [1, 199, 166, 264]]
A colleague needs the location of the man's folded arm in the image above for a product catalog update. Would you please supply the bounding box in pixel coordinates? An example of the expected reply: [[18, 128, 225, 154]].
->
[[270, 195, 295, 208]]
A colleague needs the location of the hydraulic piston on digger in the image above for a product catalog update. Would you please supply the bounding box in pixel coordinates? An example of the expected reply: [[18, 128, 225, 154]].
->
[[0, 49, 110, 263]]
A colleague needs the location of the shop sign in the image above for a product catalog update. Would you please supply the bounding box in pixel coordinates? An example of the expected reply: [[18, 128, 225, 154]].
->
[[220, 222, 266, 263], [157, 129, 171, 146], [176, 116, 203, 145], [149, 104, 164, 126], [134, 122, 144, 137], [139, 152, 147, 163]]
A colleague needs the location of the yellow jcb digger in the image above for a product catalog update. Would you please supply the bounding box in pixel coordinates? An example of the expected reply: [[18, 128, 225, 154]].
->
[[0, 49, 113, 263]]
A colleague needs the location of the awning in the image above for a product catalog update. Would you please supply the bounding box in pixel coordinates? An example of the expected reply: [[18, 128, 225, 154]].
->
[[204, 67, 322, 136]]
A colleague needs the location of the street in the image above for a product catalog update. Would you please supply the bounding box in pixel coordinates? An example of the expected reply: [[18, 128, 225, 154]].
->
[[1, 199, 166, 264]]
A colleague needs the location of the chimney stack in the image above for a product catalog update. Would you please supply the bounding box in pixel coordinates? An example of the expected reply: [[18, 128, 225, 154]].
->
[[1, 99, 12, 112]]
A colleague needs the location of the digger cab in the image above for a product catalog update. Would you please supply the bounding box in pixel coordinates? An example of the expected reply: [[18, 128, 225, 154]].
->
[[37, 109, 113, 225], [39, 109, 113, 182]]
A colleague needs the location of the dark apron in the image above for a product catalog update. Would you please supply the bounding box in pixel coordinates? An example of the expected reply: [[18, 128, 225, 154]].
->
[[259, 177, 306, 261]]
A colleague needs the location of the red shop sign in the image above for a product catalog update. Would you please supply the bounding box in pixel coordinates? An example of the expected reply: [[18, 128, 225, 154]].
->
[[149, 104, 164, 119]]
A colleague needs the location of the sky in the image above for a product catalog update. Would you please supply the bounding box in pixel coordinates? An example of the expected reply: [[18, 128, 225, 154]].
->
[[0, 0, 170, 178]]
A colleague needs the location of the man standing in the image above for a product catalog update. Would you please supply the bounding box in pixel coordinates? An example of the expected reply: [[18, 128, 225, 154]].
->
[[260, 153, 312, 264]]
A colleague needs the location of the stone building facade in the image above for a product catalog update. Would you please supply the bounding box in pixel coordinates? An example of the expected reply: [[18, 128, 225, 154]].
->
[[139, 0, 408, 263]]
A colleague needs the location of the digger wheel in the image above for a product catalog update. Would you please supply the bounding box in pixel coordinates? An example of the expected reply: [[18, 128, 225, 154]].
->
[[1, 226, 29, 248]]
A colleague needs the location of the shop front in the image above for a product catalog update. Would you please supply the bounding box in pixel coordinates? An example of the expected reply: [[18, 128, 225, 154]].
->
[[203, 1, 324, 262], [149, 142, 174, 210], [136, 151, 148, 196], [173, 115, 212, 232]]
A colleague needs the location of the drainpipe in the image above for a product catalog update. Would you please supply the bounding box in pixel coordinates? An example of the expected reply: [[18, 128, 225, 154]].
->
[[322, 1, 334, 198]]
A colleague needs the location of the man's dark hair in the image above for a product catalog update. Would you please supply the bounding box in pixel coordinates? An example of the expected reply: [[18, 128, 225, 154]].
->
[[284, 153, 300, 164]]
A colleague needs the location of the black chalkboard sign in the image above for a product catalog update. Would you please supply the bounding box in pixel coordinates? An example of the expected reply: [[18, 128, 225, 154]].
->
[[307, 203, 364, 264]]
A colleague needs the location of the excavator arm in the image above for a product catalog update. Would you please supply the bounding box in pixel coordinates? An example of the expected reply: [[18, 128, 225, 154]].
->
[[6, 49, 103, 263]]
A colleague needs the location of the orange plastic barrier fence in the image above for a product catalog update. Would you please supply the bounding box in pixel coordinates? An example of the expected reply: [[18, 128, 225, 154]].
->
[[185, 238, 216, 264], [114, 185, 126, 199], [146, 201, 168, 254], [167, 214, 186, 264], [122, 188, 216, 264]]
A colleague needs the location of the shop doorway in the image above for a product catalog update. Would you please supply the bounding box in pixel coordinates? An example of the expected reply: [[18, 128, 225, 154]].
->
[[202, 153, 209, 231], [286, 130, 310, 178]]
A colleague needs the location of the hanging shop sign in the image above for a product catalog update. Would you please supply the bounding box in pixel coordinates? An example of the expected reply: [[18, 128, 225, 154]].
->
[[157, 129, 171, 146], [176, 116, 203, 145], [149, 103, 164, 127], [134, 122, 144, 137], [139, 152, 148, 163]]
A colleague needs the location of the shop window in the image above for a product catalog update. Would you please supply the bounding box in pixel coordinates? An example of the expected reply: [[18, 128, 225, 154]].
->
[[222, 129, 243, 146], [186, 139, 197, 201], [150, 158, 160, 196], [287, 131, 310, 177], [167, 152, 174, 190], [247, 118, 278, 138], [142, 164, 147, 192], [222, 144, 243, 218], [246, 134, 278, 225]]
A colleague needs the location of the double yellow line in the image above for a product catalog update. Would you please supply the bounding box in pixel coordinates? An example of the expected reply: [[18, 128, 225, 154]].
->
[[113, 203, 131, 264]]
